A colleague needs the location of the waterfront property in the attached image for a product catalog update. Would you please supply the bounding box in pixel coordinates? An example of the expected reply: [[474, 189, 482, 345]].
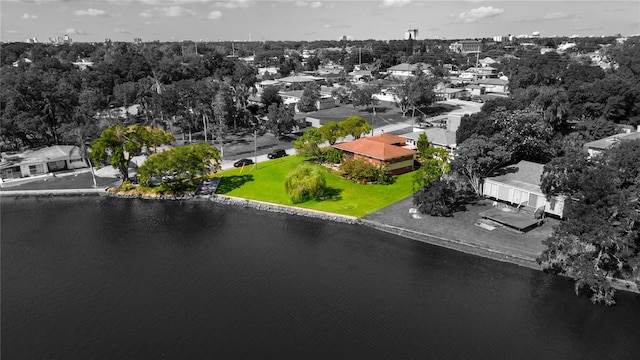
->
[[482, 160, 567, 218], [216, 155, 414, 217], [0, 145, 87, 180], [332, 134, 417, 176]]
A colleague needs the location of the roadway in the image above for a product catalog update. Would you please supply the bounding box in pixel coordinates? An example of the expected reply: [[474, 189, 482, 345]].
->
[[219, 99, 483, 171]]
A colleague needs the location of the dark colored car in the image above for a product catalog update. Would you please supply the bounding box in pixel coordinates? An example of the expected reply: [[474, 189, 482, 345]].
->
[[267, 149, 287, 159], [233, 158, 254, 167]]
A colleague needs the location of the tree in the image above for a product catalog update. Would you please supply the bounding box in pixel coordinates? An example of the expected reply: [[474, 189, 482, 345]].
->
[[412, 178, 459, 217], [318, 121, 343, 145], [340, 116, 370, 139], [261, 85, 283, 108], [266, 103, 296, 137], [136, 143, 221, 189], [298, 83, 321, 112], [415, 132, 430, 160], [294, 128, 323, 158], [529, 86, 570, 130], [284, 163, 326, 203], [394, 74, 436, 118], [351, 84, 380, 110], [413, 147, 450, 190], [90, 125, 174, 181], [450, 135, 511, 196], [538, 140, 640, 305]]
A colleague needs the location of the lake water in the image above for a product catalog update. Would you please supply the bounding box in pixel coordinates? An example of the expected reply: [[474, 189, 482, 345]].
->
[[2, 197, 639, 359]]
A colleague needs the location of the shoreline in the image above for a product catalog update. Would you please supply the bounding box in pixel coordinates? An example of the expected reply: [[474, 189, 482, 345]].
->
[[0, 188, 107, 197], [3, 189, 637, 294]]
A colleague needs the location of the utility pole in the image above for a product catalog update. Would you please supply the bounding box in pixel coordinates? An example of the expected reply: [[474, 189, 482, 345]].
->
[[253, 129, 258, 169]]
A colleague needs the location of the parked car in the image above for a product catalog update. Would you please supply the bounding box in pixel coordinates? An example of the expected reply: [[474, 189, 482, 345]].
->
[[267, 149, 287, 159], [233, 158, 254, 167]]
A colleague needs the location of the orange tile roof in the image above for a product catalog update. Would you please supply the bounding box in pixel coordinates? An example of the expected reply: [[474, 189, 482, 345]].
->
[[364, 133, 407, 145], [333, 137, 416, 160]]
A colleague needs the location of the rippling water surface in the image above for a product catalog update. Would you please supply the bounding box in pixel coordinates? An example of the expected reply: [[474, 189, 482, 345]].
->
[[2, 197, 639, 359]]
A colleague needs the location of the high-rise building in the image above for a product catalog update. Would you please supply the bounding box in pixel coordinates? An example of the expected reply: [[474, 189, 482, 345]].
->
[[405, 28, 418, 40]]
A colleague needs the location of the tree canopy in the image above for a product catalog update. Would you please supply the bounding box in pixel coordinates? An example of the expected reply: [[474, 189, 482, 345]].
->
[[136, 142, 221, 188], [538, 140, 640, 305], [90, 125, 174, 181]]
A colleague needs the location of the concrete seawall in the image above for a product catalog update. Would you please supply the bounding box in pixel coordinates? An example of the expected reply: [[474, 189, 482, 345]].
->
[[0, 188, 106, 197]]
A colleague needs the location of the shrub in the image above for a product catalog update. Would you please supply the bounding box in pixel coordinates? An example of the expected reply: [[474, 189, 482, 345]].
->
[[121, 181, 136, 191], [340, 157, 391, 184], [413, 176, 477, 216], [284, 163, 327, 203], [318, 147, 343, 164]]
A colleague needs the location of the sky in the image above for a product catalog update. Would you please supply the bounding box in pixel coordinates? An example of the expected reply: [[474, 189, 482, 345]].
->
[[1, 0, 639, 43]]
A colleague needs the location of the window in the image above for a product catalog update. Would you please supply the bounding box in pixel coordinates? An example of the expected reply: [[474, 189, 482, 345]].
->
[[28, 164, 45, 175]]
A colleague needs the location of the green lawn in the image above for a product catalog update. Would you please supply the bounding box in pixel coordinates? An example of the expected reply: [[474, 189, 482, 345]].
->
[[214, 156, 415, 218]]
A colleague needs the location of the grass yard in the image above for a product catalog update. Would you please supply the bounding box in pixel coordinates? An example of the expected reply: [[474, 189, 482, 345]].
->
[[214, 155, 415, 218]]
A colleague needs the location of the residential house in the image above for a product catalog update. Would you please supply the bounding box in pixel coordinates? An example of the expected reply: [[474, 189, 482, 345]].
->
[[400, 128, 457, 151], [255, 79, 280, 93], [71, 58, 94, 70], [469, 78, 509, 94], [0, 145, 87, 180], [478, 57, 497, 67], [460, 66, 498, 80], [275, 74, 324, 90], [257, 67, 279, 78], [332, 134, 417, 175], [12, 58, 32, 67], [386, 62, 432, 78], [434, 87, 467, 101], [583, 130, 640, 157], [467, 85, 484, 97], [483, 160, 567, 218], [349, 69, 373, 82], [279, 90, 336, 112]]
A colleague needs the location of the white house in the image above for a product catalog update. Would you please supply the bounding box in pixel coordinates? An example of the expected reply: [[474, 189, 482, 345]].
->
[[400, 128, 457, 151], [387, 63, 432, 78], [583, 130, 640, 158], [0, 145, 87, 180], [483, 160, 567, 218]]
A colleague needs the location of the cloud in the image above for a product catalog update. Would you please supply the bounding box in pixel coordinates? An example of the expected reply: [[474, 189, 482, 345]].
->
[[323, 22, 350, 29], [74, 9, 107, 16], [114, 28, 131, 33], [157, 6, 196, 16], [207, 10, 222, 19], [294, 1, 321, 7], [458, 6, 504, 23], [6, 30, 21, 34], [62, 28, 86, 35], [544, 11, 570, 20], [140, 6, 196, 17], [22, 13, 38, 19], [381, 0, 411, 7], [213, 0, 254, 9]]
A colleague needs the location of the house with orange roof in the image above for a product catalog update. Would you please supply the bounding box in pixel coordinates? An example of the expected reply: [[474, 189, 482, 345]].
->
[[332, 134, 417, 175]]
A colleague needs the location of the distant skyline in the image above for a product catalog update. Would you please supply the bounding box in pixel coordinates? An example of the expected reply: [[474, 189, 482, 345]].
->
[[1, 0, 639, 43]]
